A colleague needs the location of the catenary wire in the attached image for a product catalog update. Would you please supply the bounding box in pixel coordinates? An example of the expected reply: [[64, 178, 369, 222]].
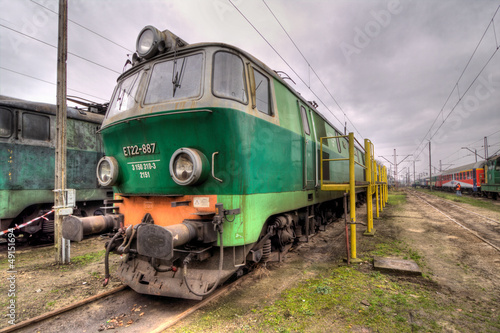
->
[[0, 23, 121, 75], [413, 5, 500, 160], [28, 0, 133, 53], [261, 0, 363, 139], [227, 0, 347, 132], [0, 66, 109, 102]]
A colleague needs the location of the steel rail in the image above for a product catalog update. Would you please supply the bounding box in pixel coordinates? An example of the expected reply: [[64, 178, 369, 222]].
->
[[0, 285, 127, 333], [415, 190, 499, 225], [409, 191, 500, 253]]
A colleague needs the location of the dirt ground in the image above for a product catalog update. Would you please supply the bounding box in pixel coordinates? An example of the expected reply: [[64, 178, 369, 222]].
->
[[1, 190, 499, 332], [0, 235, 122, 329]]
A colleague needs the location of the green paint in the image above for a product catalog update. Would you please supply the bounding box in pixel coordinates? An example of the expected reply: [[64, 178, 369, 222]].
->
[[218, 189, 344, 246], [102, 108, 364, 196], [0, 116, 105, 220], [0, 188, 109, 221], [0, 143, 103, 190]]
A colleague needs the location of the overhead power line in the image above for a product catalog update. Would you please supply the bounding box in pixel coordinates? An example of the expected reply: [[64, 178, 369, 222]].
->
[[413, 5, 500, 160], [0, 66, 108, 101], [261, 0, 363, 139], [0, 23, 120, 75], [29, 0, 133, 53], [228, 0, 350, 134]]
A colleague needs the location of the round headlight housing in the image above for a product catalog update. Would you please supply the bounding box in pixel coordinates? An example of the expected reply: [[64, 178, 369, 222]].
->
[[96, 156, 119, 187], [169, 148, 209, 186], [136, 26, 162, 59]]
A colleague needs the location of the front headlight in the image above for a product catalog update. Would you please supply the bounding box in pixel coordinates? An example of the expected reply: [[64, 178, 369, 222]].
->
[[96, 156, 119, 186], [169, 148, 209, 186], [136, 26, 162, 59]]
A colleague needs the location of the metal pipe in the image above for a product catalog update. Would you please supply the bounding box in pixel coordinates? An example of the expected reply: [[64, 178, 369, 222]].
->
[[63, 214, 121, 242], [348, 133, 357, 259]]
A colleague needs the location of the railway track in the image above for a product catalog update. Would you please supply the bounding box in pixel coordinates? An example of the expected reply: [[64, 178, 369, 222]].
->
[[1, 214, 347, 332], [3, 275, 247, 333], [407, 189, 500, 253]]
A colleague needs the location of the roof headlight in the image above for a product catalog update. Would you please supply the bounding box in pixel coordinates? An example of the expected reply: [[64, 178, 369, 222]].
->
[[96, 156, 119, 186], [136, 25, 162, 59], [169, 148, 209, 186]]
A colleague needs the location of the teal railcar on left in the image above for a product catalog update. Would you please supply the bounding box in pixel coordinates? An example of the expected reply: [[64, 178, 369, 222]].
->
[[0, 96, 112, 242]]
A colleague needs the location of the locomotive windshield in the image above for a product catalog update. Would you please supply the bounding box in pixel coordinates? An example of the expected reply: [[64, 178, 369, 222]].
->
[[105, 48, 252, 124], [145, 53, 203, 104], [107, 70, 142, 118]]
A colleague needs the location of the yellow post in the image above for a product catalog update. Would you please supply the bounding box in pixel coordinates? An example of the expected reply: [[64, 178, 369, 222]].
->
[[381, 166, 386, 204], [375, 162, 380, 217], [348, 133, 358, 260], [364, 139, 374, 236], [320, 138, 324, 188], [383, 166, 388, 205]]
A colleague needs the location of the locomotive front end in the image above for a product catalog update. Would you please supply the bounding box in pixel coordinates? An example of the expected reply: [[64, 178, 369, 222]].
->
[[63, 26, 258, 299]]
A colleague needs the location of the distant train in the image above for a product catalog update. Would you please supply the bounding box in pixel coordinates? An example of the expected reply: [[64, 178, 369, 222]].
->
[[0, 96, 112, 242], [62, 26, 383, 299], [418, 156, 500, 199]]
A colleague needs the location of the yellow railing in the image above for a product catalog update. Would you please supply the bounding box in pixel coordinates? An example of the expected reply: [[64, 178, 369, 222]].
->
[[320, 132, 388, 261]]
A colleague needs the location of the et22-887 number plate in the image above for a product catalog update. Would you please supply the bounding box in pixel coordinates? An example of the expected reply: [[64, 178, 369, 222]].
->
[[123, 143, 157, 157]]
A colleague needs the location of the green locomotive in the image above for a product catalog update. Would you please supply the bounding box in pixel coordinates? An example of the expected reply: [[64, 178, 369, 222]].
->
[[64, 26, 370, 299], [483, 155, 500, 199], [0, 97, 110, 241]]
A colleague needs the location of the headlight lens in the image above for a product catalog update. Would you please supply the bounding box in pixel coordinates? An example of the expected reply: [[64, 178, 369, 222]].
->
[[173, 153, 194, 181], [96, 156, 119, 186], [169, 148, 209, 186], [137, 29, 154, 54], [136, 26, 161, 59]]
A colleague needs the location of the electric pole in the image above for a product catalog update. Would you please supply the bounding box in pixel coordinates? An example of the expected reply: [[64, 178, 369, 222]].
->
[[55, 0, 70, 264], [379, 150, 411, 191], [484, 136, 489, 159], [429, 141, 432, 191]]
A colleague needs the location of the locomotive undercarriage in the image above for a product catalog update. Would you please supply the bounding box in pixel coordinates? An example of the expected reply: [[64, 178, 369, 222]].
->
[[106, 197, 347, 299]]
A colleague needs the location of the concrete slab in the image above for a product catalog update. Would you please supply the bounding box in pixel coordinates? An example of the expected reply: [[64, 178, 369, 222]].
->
[[373, 256, 422, 276]]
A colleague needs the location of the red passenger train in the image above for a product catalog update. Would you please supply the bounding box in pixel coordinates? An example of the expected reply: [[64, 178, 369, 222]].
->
[[435, 161, 485, 194]]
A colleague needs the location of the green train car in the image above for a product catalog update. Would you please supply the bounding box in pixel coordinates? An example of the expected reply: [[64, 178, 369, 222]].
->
[[63, 26, 368, 299], [0, 97, 111, 241], [483, 155, 500, 199]]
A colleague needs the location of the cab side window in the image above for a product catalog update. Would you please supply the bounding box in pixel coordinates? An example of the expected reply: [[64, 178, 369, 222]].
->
[[213, 51, 248, 104], [253, 69, 271, 115], [300, 106, 310, 135], [0, 108, 13, 137], [22, 113, 50, 141]]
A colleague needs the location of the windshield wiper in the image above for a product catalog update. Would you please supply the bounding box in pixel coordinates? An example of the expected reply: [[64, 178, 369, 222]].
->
[[172, 57, 187, 97]]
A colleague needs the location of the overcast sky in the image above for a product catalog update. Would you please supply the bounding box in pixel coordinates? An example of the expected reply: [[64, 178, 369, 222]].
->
[[1, 0, 499, 181]]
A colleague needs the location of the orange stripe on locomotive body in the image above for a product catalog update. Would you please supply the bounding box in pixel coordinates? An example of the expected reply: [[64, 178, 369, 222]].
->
[[114, 194, 217, 227]]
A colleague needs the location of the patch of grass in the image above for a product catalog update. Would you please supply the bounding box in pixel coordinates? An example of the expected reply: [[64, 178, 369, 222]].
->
[[90, 271, 102, 279], [248, 266, 442, 332], [417, 189, 500, 213], [71, 250, 105, 265], [388, 191, 407, 208], [371, 240, 403, 257]]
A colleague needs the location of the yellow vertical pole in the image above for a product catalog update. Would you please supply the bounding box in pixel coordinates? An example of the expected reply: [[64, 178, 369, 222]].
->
[[383, 166, 388, 205], [320, 138, 324, 188], [348, 133, 357, 259], [364, 139, 374, 236], [382, 166, 386, 206], [375, 162, 380, 218]]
